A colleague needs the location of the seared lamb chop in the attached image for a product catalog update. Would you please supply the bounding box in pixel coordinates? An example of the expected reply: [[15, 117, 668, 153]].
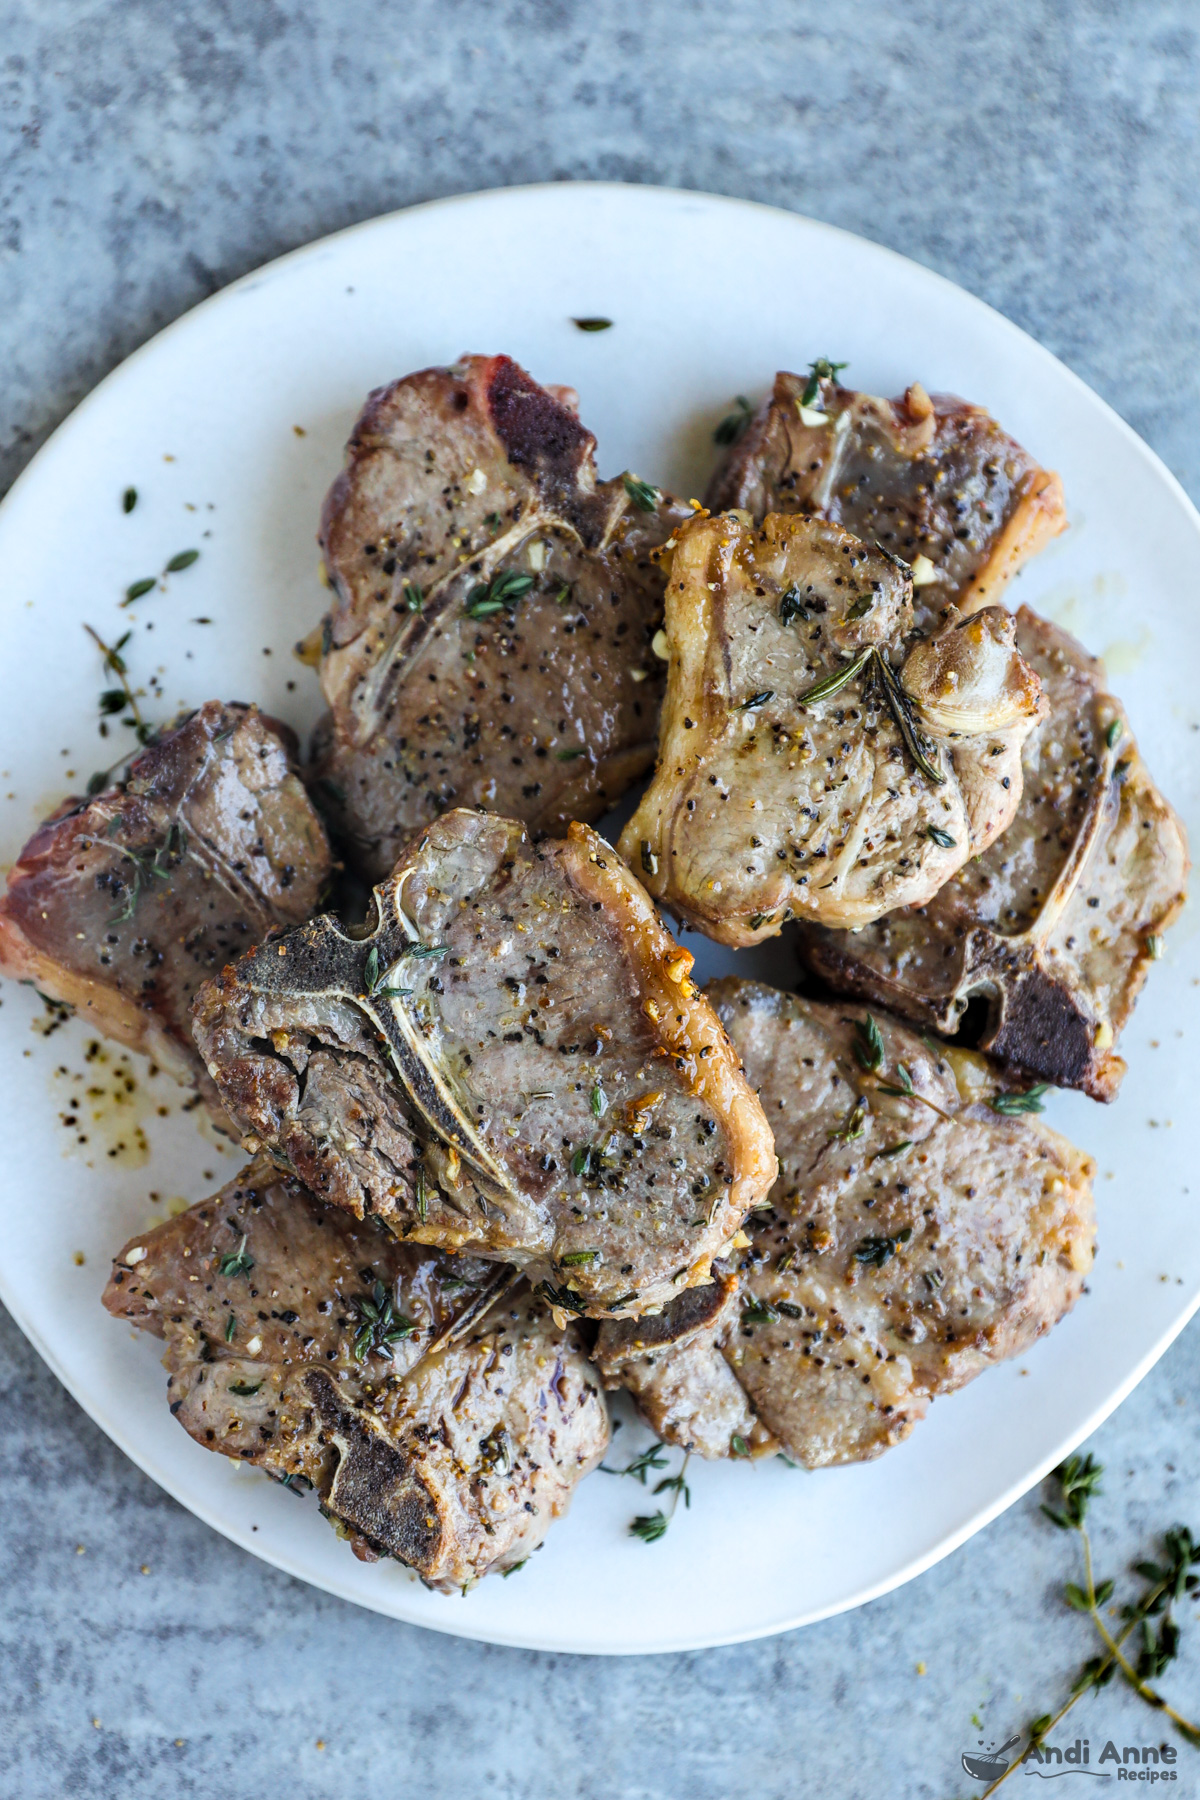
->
[[192, 809, 776, 1319], [618, 511, 1044, 944], [707, 368, 1066, 632], [104, 1158, 607, 1589], [799, 610, 1189, 1100], [596, 980, 1095, 1466], [309, 354, 689, 880], [0, 703, 333, 1109]]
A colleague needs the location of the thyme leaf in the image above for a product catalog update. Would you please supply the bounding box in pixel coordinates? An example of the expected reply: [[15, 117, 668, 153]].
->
[[464, 568, 535, 618], [801, 357, 849, 408], [991, 1084, 1051, 1116], [630, 1510, 668, 1543], [572, 316, 612, 332], [739, 689, 774, 711], [351, 1278, 415, 1361], [714, 395, 754, 446], [623, 475, 659, 513], [853, 1013, 885, 1073], [925, 824, 956, 849], [779, 585, 809, 627], [217, 1235, 255, 1279], [853, 1227, 911, 1268], [122, 487, 138, 513]]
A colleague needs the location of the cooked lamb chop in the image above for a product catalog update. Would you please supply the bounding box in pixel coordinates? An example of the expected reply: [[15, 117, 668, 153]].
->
[[707, 368, 1066, 632], [104, 1158, 607, 1589], [618, 511, 1045, 944], [799, 609, 1189, 1100], [191, 808, 777, 1319], [0, 703, 333, 1110], [309, 354, 689, 880], [596, 980, 1096, 1467]]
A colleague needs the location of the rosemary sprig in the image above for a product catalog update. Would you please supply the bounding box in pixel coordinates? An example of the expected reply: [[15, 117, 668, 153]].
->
[[714, 395, 754, 445], [980, 1457, 1200, 1796], [351, 1278, 416, 1362], [796, 642, 944, 784], [796, 646, 872, 706]]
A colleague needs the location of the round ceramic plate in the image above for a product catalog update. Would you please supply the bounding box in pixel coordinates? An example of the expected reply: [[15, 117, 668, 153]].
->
[[1, 184, 1196, 1655]]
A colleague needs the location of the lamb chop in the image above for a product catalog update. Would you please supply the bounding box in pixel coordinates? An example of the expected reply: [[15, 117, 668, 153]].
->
[[799, 609, 1189, 1100], [309, 353, 689, 880], [191, 808, 777, 1320], [618, 510, 1045, 945], [595, 980, 1096, 1466], [707, 367, 1066, 632], [0, 702, 333, 1113], [104, 1158, 607, 1589]]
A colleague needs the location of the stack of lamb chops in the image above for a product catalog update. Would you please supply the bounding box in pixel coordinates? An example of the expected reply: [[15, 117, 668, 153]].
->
[[1, 352, 1185, 1589]]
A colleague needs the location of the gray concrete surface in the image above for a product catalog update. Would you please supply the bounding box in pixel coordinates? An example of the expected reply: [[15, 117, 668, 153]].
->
[[3, 3, 1200, 1795]]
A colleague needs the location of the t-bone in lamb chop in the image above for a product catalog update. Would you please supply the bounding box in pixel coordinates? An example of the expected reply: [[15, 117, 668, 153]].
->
[[619, 511, 1045, 944], [308, 353, 690, 880], [104, 1158, 608, 1589], [191, 809, 777, 1320], [595, 980, 1095, 1466], [0, 702, 333, 1115], [798, 610, 1189, 1100], [707, 366, 1067, 632]]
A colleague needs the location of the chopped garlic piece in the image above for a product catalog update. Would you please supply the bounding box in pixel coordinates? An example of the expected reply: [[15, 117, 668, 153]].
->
[[651, 628, 670, 661], [527, 540, 546, 571], [910, 554, 937, 586], [125, 1246, 147, 1266], [797, 404, 831, 428], [464, 467, 488, 495]]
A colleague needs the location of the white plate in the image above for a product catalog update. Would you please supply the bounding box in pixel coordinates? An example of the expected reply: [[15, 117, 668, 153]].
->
[[1, 183, 1197, 1656]]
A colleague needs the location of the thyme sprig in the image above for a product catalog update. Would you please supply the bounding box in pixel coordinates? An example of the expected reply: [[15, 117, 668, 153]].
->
[[120, 548, 200, 606], [980, 1457, 1200, 1796], [351, 1279, 416, 1362], [217, 1234, 254, 1279], [85, 623, 153, 744], [606, 1439, 692, 1544], [107, 819, 188, 924]]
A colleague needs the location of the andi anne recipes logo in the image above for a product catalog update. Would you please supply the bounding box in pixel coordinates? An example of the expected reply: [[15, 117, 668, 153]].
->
[[961, 1733, 1183, 1782]]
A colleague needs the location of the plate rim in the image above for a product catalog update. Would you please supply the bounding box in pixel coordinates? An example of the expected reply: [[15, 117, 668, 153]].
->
[[3, 178, 1198, 1655]]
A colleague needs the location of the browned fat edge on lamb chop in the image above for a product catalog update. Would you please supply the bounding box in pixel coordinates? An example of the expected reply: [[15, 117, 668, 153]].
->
[[620, 510, 1045, 945], [307, 353, 691, 880], [595, 980, 1095, 1467], [0, 702, 333, 1118], [191, 808, 777, 1320], [104, 1158, 607, 1589], [707, 369, 1066, 633], [799, 609, 1189, 1100]]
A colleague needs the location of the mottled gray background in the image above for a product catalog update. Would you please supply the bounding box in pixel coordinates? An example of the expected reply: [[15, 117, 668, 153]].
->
[[3, 3, 1200, 1796]]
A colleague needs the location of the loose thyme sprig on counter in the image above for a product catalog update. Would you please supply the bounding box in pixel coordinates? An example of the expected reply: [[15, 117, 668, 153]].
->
[[979, 1456, 1200, 1796], [601, 1438, 692, 1543]]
